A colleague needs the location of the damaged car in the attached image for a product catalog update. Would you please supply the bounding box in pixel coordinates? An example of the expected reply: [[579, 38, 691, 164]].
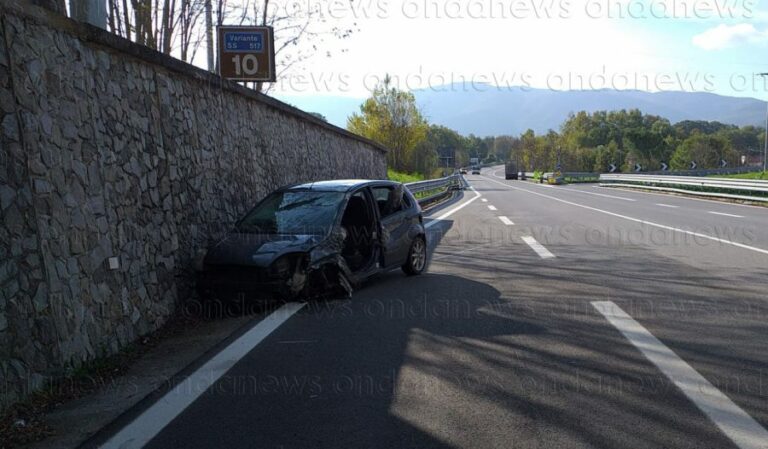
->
[[196, 180, 427, 302]]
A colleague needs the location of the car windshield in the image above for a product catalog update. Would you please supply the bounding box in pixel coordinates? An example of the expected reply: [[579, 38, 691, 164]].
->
[[236, 191, 344, 235]]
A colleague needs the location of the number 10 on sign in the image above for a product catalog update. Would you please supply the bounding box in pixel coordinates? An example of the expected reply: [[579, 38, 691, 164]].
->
[[217, 26, 276, 82], [232, 54, 259, 76]]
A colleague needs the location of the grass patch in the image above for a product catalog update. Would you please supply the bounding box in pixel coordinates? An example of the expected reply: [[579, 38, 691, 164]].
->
[[387, 169, 424, 184], [712, 171, 768, 180]]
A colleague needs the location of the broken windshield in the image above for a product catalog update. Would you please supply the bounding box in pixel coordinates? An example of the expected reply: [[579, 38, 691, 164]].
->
[[236, 191, 344, 235]]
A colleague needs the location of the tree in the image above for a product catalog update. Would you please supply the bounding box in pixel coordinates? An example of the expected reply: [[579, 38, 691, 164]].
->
[[102, 0, 355, 91], [347, 76, 429, 174], [425, 125, 468, 167], [671, 134, 736, 169], [308, 112, 327, 121]]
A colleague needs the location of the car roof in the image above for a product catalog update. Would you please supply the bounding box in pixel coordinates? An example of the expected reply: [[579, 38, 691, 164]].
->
[[282, 179, 399, 192]]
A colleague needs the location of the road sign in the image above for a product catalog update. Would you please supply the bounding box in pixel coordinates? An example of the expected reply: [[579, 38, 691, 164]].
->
[[218, 26, 276, 82], [634, 163, 642, 172], [608, 163, 617, 173], [720, 159, 728, 168], [661, 162, 669, 171], [690, 161, 697, 170], [742, 155, 747, 165]]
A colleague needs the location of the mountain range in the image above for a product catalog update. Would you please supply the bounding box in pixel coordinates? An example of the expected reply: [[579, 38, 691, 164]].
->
[[277, 85, 768, 136]]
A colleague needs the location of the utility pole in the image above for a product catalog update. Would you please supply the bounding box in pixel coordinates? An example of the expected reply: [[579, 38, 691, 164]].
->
[[759, 73, 768, 172], [206, 0, 214, 72]]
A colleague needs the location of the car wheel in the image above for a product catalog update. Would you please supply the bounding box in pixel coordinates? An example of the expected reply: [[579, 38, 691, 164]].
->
[[402, 236, 427, 275]]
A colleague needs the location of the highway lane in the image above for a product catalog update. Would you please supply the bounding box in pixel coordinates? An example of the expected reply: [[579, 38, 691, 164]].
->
[[487, 166, 768, 252], [94, 176, 768, 449], [471, 171, 768, 442]]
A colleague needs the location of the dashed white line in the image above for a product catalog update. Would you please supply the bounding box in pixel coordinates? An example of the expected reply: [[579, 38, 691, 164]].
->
[[101, 302, 307, 449], [482, 199, 488, 203], [708, 211, 744, 218], [563, 189, 636, 202], [488, 205, 498, 211], [594, 184, 768, 210], [521, 236, 555, 259], [481, 176, 768, 257], [656, 203, 679, 208], [498, 216, 514, 226], [425, 186, 482, 228], [593, 301, 768, 449]]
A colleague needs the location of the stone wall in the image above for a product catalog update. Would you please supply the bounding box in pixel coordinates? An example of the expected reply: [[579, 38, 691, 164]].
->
[[0, 1, 387, 409]]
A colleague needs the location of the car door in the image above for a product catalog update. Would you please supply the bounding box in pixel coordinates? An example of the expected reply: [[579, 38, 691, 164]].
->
[[371, 185, 411, 268]]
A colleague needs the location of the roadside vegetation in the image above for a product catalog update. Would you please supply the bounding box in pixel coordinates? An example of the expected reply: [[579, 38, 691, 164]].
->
[[387, 169, 424, 184], [349, 79, 765, 176], [713, 171, 768, 180]]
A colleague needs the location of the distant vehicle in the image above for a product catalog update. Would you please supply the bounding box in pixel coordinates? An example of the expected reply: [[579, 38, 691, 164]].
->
[[547, 172, 564, 185], [196, 180, 427, 303], [505, 162, 519, 180], [518, 171, 527, 181], [471, 166, 481, 175], [460, 168, 468, 175]]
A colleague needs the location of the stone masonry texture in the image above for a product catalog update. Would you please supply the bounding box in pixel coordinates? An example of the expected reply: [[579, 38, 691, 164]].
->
[[0, 0, 387, 409]]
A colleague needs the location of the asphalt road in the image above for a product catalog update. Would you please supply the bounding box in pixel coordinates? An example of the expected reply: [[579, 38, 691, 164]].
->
[[92, 167, 768, 449]]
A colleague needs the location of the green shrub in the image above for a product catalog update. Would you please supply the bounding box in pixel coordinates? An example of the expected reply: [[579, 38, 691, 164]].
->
[[387, 169, 424, 184]]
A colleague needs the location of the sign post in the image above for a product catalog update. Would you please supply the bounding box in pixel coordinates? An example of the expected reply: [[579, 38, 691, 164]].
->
[[217, 26, 276, 82]]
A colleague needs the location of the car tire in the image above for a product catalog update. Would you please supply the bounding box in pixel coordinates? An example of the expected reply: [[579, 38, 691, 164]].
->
[[402, 236, 427, 276]]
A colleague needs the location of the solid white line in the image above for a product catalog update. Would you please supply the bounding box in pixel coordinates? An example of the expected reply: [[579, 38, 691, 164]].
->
[[425, 186, 482, 228], [498, 216, 515, 226], [521, 236, 556, 259], [481, 176, 768, 257], [656, 203, 679, 208], [488, 205, 498, 211], [709, 211, 744, 218], [101, 303, 306, 449], [592, 301, 768, 449]]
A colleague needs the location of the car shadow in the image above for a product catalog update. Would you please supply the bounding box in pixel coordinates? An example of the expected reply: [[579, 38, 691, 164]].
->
[[144, 273, 541, 449]]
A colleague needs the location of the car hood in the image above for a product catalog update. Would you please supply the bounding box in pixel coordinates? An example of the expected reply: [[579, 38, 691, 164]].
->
[[204, 233, 324, 268]]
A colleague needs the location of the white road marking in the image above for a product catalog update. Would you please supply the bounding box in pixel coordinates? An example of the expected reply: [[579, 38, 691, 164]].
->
[[482, 199, 488, 202], [488, 205, 498, 211], [101, 303, 306, 449], [562, 188, 636, 202], [481, 176, 768, 257], [592, 301, 768, 449], [521, 236, 555, 259], [594, 184, 768, 210], [709, 211, 744, 218], [425, 186, 482, 228], [498, 216, 515, 226], [656, 203, 679, 208]]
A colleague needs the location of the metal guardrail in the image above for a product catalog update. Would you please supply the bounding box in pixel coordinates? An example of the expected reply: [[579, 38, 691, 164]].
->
[[600, 174, 768, 202], [523, 172, 598, 182], [644, 166, 762, 177], [405, 173, 466, 207]]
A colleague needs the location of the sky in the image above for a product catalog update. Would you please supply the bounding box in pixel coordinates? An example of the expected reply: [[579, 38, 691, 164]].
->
[[261, 0, 768, 101]]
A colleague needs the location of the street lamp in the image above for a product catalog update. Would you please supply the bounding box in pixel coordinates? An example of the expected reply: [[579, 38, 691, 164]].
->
[[759, 73, 768, 172]]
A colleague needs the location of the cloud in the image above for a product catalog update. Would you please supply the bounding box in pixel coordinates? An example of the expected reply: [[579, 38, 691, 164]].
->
[[692, 23, 768, 50]]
